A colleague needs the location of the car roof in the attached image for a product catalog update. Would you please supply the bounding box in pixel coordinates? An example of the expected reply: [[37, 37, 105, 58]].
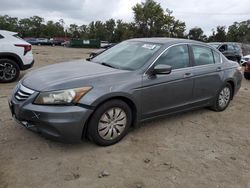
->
[[127, 37, 205, 46], [0, 30, 17, 36]]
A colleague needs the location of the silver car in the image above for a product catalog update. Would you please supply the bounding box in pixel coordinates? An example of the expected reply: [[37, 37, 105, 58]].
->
[[9, 38, 242, 146]]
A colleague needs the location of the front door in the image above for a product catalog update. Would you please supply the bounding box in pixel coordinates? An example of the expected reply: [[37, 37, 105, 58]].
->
[[141, 44, 194, 119]]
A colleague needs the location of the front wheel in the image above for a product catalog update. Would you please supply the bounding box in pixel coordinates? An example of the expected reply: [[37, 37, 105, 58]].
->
[[87, 100, 132, 146], [0, 59, 20, 83], [211, 83, 232, 112]]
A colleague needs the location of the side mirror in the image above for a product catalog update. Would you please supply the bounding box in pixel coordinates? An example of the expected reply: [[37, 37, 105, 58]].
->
[[152, 64, 172, 75]]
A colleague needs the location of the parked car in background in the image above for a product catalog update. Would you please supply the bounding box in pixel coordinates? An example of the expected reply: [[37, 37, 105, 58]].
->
[[25, 38, 39, 45], [244, 60, 250, 80], [0, 30, 34, 83], [9, 38, 242, 146], [209, 42, 243, 63], [62, 41, 70, 47], [51, 39, 65, 46], [36, 38, 53, 46], [241, 55, 250, 66]]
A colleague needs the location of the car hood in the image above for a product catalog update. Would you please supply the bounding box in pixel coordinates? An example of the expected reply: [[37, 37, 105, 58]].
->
[[22, 60, 127, 91]]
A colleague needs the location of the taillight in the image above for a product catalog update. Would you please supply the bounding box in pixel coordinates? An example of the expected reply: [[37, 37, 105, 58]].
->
[[15, 44, 32, 55]]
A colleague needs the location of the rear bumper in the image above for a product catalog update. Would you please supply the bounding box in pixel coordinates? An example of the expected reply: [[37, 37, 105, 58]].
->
[[20, 60, 34, 70], [9, 96, 93, 143]]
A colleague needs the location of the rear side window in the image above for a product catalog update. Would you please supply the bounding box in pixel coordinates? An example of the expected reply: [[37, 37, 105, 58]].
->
[[155, 44, 190, 70], [0, 34, 4, 39], [192, 45, 214, 66], [228, 44, 235, 51], [213, 51, 221, 63]]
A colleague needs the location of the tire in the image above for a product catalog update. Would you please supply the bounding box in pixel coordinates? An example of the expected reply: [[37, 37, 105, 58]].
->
[[0, 59, 20, 83], [87, 100, 132, 146], [211, 83, 232, 112], [244, 72, 250, 80]]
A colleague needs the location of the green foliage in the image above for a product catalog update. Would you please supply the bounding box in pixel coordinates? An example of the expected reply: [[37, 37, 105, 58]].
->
[[188, 27, 207, 41], [132, 0, 186, 38], [208, 26, 227, 42], [227, 20, 250, 42]]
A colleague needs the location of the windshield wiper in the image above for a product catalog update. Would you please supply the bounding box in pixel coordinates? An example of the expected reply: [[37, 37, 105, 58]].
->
[[101, 62, 119, 69]]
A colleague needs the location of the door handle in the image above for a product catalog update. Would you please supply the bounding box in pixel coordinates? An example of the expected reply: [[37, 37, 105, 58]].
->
[[216, 67, 222, 72], [184, 72, 193, 78]]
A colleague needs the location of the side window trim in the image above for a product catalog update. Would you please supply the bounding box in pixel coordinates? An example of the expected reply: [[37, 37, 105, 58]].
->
[[145, 42, 219, 75]]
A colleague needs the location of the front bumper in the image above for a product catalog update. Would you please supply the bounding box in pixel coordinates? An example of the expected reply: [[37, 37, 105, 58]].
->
[[9, 89, 93, 143]]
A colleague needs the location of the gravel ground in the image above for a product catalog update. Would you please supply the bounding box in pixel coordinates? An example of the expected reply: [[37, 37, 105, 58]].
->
[[0, 46, 250, 188]]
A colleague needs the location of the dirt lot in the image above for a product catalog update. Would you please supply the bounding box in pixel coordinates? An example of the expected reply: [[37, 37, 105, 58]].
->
[[0, 46, 250, 188]]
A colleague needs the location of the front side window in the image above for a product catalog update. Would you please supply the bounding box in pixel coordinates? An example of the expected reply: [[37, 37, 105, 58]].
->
[[192, 45, 215, 66], [154, 45, 190, 70], [92, 41, 162, 70]]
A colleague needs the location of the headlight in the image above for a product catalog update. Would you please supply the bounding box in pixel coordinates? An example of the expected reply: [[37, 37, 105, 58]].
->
[[34, 87, 92, 105]]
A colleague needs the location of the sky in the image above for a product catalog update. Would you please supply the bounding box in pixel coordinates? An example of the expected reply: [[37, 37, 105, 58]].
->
[[0, 0, 250, 35]]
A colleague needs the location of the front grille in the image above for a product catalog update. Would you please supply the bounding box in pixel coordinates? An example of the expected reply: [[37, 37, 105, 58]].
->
[[15, 84, 34, 101]]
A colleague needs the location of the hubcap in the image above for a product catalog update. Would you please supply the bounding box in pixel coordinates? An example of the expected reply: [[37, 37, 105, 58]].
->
[[218, 87, 231, 108], [0, 62, 16, 81], [98, 107, 127, 140]]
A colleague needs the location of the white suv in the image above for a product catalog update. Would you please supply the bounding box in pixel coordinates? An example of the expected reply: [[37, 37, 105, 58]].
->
[[0, 30, 34, 83]]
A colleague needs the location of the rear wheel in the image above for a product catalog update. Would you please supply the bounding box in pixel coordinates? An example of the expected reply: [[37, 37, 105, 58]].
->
[[0, 59, 20, 83], [211, 83, 232, 112], [87, 100, 132, 146]]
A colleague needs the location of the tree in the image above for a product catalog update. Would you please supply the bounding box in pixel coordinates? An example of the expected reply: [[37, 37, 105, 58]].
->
[[0, 15, 18, 31], [105, 19, 116, 42], [188, 27, 207, 41], [69, 24, 80, 38], [208, 26, 227, 42], [29, 16, 44, 37], [43, 21, 64, 38], [227, 20, 250, 42], [132, 0, 185, 38]]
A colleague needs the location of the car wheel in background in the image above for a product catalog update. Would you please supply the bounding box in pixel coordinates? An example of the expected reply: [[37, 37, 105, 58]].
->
[[211, 83, 232, 112], [244, 72, 250, 80], [0, 59, 20, 83], [87, 100, 132, 146]]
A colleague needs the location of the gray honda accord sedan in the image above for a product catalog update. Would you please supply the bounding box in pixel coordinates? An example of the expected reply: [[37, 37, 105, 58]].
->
[[9, 38, 242, 146]]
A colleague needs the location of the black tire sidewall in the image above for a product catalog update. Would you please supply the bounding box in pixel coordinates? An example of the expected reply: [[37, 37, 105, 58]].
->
[[88, 100, 132, 146], [0, 59, 20, 83], [215, 83, 232, 111], [244, 72, 250, 80]]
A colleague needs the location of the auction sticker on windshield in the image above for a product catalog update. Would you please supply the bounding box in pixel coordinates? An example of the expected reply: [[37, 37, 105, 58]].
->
[[142, 44, 156, 50]]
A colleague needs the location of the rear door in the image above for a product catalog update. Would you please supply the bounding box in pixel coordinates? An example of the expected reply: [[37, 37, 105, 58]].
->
[[190, 45, 224, 104]]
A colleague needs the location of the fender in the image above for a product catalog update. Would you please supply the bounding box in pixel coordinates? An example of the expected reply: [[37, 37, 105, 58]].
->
[[0, 52, 28, 70]]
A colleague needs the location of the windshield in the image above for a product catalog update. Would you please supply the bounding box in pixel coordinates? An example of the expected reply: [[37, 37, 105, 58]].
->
[[92, 41, 162, 70]]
